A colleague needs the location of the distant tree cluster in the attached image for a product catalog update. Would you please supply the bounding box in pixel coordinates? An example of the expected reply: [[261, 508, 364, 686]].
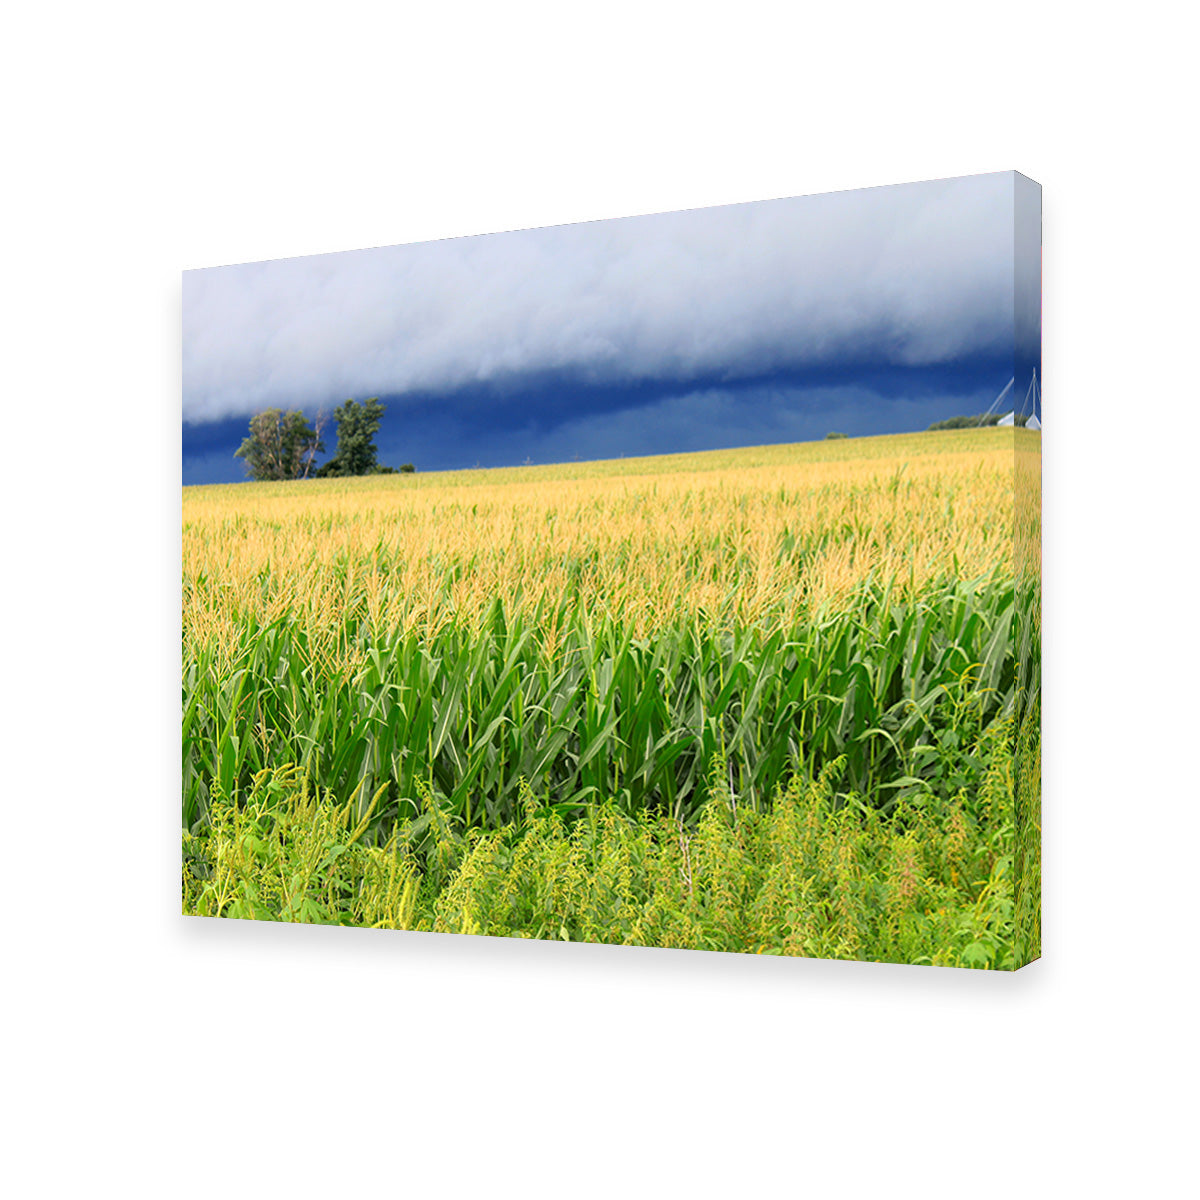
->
[[928, 414, 1030, 431], [236, 397, 414, 481], [824, 431, 848, 440]]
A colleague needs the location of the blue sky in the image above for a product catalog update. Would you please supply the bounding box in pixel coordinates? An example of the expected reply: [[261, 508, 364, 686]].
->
[[183, 172, 1039, 484]]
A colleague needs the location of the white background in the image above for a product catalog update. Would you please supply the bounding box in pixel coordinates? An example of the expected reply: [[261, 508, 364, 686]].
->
[[6, 3, 1196, 1196]]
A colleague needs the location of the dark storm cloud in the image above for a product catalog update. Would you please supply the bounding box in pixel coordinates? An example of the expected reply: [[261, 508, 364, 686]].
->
[[357, 359, 1010, 475], [183, 173, 1018, 425]]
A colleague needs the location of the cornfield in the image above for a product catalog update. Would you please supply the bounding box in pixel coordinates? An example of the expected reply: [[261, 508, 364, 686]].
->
[[183, 427, 1041, 967]]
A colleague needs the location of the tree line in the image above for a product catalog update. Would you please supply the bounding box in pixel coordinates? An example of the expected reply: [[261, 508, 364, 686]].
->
[[927, 413, 1032, 431], [235, 398, 414, 481]]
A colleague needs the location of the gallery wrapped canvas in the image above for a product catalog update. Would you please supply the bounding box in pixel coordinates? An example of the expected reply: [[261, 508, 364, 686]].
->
[[183, 171, 1041, 968]]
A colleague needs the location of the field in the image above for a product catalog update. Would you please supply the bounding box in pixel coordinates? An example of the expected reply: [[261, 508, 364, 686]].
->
[[182, 428, 1041, 967]]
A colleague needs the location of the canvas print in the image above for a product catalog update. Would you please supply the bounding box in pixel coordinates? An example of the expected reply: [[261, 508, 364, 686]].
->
[[183, 171, 1041, 969]]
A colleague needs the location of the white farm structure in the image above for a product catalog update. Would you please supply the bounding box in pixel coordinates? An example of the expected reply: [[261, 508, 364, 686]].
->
[[982, 369, 1040, 429]]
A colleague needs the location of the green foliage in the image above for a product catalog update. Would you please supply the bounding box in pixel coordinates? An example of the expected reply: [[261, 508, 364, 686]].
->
[[928, 414, 1031, 431], [235, 409, 324, 481], [1012, 694, 1041, 964], [318, 397, 386, 477], [182, 767, 422, 928], [928, 415, 995, 431], [824, 431, 848, 440], [182, 574, 1027, 838], [184, 729, 1032, 969]]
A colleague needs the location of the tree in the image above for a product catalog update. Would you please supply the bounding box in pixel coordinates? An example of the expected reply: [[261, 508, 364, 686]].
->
[[235, 409, 325, 481], [317, 397, 386, 477]]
